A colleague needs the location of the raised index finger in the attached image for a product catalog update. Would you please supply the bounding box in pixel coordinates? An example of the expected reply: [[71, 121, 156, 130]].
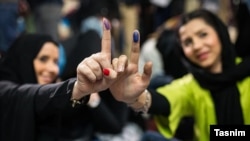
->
[[101, 18, 111, 60], [129, 30, 140, 65]]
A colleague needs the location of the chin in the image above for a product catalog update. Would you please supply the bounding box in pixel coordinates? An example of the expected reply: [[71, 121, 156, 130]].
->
[[198, 60, 213, 68]]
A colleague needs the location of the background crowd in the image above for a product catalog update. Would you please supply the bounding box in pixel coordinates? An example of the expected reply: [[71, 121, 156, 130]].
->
[[0, 0, 250, 141]]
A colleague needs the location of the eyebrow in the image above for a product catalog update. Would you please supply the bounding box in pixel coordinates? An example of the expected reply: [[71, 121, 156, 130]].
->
[[181, 27, 208, 42], [194, 27, 207, 35]]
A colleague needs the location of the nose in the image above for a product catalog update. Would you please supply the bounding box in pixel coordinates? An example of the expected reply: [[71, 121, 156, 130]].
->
[[192, 37, 202, 50], [46, 61, 59, 74]]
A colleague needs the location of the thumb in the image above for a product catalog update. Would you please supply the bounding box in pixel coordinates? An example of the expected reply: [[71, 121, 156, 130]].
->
[[141, 61, 152, 83]]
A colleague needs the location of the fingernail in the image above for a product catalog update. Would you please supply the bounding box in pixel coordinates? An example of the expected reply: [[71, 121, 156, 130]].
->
[[118, 65, 124, 72], [103, 18, 110, 30], [103, 68, 110, 76], [133, 31, 139, 42]]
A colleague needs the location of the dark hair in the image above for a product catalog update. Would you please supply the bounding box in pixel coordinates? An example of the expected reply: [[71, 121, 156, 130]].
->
[[176, 9, 236, 70]]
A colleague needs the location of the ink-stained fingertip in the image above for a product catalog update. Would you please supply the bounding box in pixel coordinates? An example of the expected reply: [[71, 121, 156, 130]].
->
[[103, 18, 110, 30], [133, 30, 139, 43]]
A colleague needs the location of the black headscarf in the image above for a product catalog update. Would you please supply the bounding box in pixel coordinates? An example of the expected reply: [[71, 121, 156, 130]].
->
[[0, 33, 58, 84], [176, 9, 250, 124]]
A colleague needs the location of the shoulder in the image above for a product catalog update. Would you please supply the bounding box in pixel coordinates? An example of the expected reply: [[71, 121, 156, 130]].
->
[[156, 74, 195, 94], [169, 73, 196, 86]]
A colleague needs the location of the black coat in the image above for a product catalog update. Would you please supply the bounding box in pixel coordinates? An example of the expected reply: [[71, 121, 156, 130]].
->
[[0, 78, 75, 141], [0, 33, 129, 141]]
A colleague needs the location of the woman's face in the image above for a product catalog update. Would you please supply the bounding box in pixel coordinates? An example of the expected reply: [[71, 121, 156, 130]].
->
[[179, 18, 222, 73], [33, 42, 59, 84]]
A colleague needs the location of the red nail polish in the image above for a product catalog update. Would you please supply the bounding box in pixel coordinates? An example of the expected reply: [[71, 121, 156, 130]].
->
[[103, 68, 110, 76]]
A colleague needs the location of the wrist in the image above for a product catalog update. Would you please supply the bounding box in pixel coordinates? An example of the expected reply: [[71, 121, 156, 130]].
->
[[71, 96, 90, 108], [127, 89, 151, 114], [71, 81, 90, 108], [72, 81, 89, 100]]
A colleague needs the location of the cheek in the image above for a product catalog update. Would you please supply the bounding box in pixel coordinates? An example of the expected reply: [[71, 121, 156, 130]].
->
[[206, 33, 221, 47], [206, 37, 217, 46], [55, 65, 60, 74], [183, 48, 193, 59], [50, 61, 59, 76], [208, 37, 222, 55]]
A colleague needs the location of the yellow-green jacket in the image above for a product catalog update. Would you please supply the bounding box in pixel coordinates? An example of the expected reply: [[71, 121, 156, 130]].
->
[[154, 73, 250, 141]]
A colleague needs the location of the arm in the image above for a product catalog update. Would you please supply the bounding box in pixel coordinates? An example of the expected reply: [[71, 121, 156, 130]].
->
[[88, 90, 129, 134], [0, 79, 77, 141], [0, 78, 79, 117], [148, 89, 170, 116]]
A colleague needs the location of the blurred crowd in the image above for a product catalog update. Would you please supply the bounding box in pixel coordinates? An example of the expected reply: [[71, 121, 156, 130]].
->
[[0, 0, 250, 141]]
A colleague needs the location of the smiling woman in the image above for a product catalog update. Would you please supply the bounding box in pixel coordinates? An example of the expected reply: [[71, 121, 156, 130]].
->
[[107, 9, 250, 141], [0, 33, 60, 84], [179, 18, 222, 73]]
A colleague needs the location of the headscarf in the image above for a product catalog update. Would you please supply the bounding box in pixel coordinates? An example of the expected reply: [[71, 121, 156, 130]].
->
[[176, 9, 250, 124], [0, 33, 58, 84]]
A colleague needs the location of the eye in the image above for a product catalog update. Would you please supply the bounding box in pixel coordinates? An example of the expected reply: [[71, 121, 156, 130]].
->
[[199, 32, 207, 38], [38, 56, 49, 63], [182, 38, 192, 47]]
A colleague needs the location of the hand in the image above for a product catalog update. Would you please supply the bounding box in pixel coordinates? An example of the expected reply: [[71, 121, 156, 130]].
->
[[72, 18, 127, 99], [110, 30, 152, 104]]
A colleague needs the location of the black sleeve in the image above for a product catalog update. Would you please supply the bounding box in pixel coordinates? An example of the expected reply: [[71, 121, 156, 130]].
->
[[0, 78, 77, 117], [88, 89, 129, 134], [35, 78, 77, 118], [148, 89, 170, 116], [0, 78, 77, 141]]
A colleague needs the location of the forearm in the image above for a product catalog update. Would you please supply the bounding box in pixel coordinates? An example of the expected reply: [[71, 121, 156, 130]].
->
[[0, 80, 77, 118], [36, 78, 90, 116], [35, 78, 76, 115]]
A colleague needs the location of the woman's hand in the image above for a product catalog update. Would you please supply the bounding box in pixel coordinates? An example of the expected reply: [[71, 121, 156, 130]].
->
[[72, 18, 127, 99], [110, 30, 152, 104]]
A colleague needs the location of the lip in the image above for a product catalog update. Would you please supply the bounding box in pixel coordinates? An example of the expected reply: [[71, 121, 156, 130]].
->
[[196, 52, 209, 61], [41, 76, 54, 84]]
